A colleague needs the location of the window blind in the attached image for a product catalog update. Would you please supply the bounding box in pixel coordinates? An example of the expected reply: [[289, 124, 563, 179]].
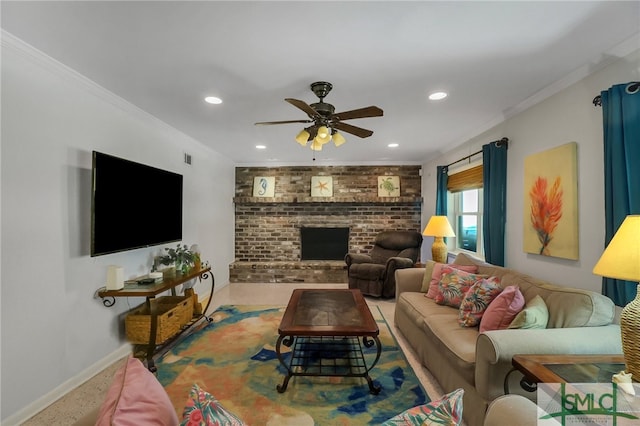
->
[[447, 164, 483, 193]]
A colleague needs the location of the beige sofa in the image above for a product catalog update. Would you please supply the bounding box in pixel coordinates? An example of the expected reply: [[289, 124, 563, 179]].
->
[[394, 253, 622, 426]]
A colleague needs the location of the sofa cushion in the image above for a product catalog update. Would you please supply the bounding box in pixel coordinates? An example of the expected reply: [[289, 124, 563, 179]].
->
[[349, 263, 385, 279], [509, 294, 549, 329], [479, 285, 525, 332], [453, 252, 615, 328], [424, 263, 479, 297], [458, 278, 503, 327], [96, 357, 179, 426], [398, 292, 456, 330], [420, 260, 437, 292], [421, 313, 478, 385], [435, 267, 488, 308], [381, 388, 464, 426]]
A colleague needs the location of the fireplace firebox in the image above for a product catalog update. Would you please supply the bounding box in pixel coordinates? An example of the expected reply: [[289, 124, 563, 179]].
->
[[300, 227, 349, 260]]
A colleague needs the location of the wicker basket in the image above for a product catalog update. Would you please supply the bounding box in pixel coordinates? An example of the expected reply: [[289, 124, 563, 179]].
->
[[157, 295, 194, 326], [125, 295, 193, 345]]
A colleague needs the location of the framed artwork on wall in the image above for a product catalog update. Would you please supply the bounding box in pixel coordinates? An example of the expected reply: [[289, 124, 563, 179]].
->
[[311, 176, 333, 197], [523, 142, 579, 260], [378, 176, 400, 197], [253, 176, 275, 197]]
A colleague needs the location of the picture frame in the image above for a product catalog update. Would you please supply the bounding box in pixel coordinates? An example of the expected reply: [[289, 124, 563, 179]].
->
[[523, 142, 578, 260], [311, 176, 333, 197], [378, 176, 400, 197], [253, 176, 275, 197]]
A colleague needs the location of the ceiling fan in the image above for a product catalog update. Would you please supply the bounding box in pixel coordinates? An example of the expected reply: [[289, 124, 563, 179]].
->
[[255, 81, 383, 151]]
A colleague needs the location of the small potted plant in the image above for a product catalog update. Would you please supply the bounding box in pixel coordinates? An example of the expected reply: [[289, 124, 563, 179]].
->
[[158, 244, 196, 276]]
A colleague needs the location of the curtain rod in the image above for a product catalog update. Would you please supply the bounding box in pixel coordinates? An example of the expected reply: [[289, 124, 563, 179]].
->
[[593, 82, 640, 106], [445, 137, 509, 168]]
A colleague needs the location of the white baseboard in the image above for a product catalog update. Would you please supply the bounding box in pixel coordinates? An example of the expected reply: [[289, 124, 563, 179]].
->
[[2, 344, 131, 426]]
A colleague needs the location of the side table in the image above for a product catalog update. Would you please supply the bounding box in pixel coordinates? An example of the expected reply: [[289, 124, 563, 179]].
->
[[507, 354, 626, 393]]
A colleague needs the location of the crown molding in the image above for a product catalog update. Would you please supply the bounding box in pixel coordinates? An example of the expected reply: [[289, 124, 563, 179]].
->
[[446, 32, 640, 156], [1, 30, 213, 152]]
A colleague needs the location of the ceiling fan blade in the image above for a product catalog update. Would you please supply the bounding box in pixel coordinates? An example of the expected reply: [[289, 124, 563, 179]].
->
[[285, 98, 321, 119], [333, 121, 374, 138], [332, 106, 383, 121], [254, 119, 313, 125]]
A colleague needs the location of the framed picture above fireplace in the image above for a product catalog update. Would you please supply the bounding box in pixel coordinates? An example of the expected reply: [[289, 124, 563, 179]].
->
[[253, 176, 275, 197], [311, 176, 333, 197], [378, 176, 400, 197]]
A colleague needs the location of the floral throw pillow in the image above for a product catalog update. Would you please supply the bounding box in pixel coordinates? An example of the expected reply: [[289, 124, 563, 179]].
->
[[181, 384, 246, 426], [434, 267, 488, 308], [381, 388, 464, 425], [424, 263, 479, 298], [458, 277, 503, 327]]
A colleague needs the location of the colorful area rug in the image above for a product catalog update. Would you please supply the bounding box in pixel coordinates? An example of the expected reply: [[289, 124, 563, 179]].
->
[[156, 305, 428, 425]]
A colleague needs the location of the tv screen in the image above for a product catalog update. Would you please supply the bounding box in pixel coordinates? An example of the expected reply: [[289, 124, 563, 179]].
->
[[91, 151, 183, 256]]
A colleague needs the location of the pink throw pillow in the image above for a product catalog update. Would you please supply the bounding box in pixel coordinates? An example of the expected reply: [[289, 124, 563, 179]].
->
[[96, 357, 179, 426], [479, 285, 525, 332], [425, 263, 479, 299]]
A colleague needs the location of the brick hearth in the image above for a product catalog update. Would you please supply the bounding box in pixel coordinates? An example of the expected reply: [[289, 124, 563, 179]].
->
[[231, 165, 422, 283]]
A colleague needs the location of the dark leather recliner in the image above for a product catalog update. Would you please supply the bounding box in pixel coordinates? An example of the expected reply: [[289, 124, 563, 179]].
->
[[345, 230, 423, 298]]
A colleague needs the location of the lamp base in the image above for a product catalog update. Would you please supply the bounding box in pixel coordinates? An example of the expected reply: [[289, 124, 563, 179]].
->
[[431, 237, 448, 264], [621, 283, 640, 379]]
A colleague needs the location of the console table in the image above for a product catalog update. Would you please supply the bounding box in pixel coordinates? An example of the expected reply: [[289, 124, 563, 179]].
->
[[98, 266, 214, 371]]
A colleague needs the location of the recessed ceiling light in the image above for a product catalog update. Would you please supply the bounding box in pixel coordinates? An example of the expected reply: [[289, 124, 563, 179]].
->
[[204, 96, 222, 104], [388, 143, 399, 148], [428, 91, 448, 101], [256, 145, 266, 149]]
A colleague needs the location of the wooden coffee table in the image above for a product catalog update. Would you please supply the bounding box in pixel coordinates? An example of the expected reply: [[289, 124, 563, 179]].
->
[[508, 354, 626, 393], [275, 289, 382, 394]]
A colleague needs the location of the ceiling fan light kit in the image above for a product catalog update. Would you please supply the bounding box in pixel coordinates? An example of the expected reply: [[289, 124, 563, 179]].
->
[[295, 129, 310, 146], [255, 81, 383, 151]]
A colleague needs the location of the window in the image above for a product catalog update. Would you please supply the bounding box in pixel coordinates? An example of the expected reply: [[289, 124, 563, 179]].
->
[[446, 163, 484, 258], [451, 189, 483, 258]]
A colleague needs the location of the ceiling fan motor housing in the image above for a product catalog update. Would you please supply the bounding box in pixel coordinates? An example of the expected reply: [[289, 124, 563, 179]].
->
[[310, 102, 335, 118], [310, 81, 333, 100]]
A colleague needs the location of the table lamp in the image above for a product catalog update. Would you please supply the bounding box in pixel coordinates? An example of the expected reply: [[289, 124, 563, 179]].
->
[[593, 215, 640, 379], [423, 216, 456, 263]]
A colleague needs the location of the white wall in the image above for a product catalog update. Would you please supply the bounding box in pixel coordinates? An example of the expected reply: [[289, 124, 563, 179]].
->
[[1, 34, 235, 421], [422, 47, 640, 294]]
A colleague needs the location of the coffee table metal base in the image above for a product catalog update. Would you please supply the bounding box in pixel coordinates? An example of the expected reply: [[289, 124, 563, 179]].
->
[[275, 334, 382, 394]]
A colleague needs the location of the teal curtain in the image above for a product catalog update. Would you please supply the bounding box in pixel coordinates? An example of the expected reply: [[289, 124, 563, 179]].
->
[[482, 140, 508, 266], [600, 82, 640, 306], [435, 165, 448, 215]]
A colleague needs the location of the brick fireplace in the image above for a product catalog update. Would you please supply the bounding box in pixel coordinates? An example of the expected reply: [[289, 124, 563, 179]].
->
[[230, 165, 422, 283]]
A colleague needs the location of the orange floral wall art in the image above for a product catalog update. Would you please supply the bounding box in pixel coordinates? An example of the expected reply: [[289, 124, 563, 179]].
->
[[523, 142, 578, 260]]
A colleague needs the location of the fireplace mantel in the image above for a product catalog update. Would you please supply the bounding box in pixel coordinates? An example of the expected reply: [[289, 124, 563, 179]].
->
[[233, 196, 422, 204]]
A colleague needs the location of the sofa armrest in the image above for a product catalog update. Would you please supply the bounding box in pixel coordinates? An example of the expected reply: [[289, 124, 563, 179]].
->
[[386, 256, 414, 271], [345, 253, 373, 266], [475, 325, 622, 401], [394, 267, 425, 301], [484, 395, 538, 426]]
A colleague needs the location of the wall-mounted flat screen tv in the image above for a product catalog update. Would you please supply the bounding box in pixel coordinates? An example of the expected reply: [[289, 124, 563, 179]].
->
[[91, 151, 183, 256]]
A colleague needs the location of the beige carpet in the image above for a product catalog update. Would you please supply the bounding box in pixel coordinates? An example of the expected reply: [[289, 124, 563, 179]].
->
[[23, 283, 446, 425]]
